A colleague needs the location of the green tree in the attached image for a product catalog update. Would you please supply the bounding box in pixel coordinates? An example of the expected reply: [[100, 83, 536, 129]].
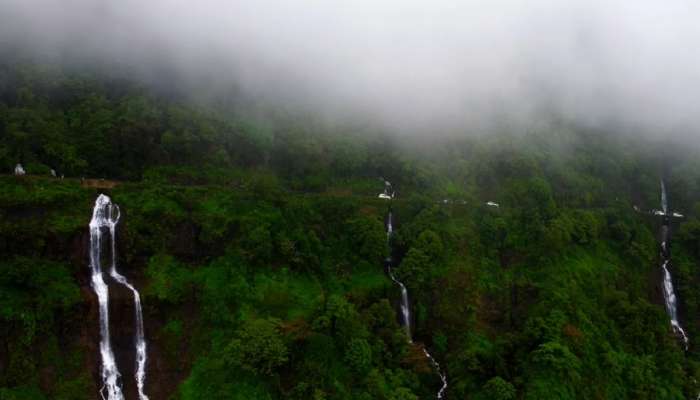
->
[[347, 216, 387, 263], [225, 318, 289, 376], [481, 377, 516, 400], [414, 230, 443, 260], [145, 254, 192, 304], [395, 248, 431, 291], [345, 338, 372, 374]]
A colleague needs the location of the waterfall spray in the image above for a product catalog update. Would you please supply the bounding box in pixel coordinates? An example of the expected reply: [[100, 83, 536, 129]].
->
[[89, 194, 125, 400]]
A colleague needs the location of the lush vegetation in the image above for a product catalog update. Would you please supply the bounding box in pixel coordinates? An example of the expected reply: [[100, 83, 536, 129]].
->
[[1, 60, 699, 399]]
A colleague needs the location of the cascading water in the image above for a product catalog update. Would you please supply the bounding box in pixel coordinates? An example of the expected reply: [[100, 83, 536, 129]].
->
[[386, 213, 412, 340], [385, 210, 448, 399], [658, 181, 689, 349], [661, 260, 688, 348], [108, 226, 150, 400], [109, 268, 149, 400], [423, 349, 448, 400], [90, 194, 150, 400], [89, 195, 125, 400]]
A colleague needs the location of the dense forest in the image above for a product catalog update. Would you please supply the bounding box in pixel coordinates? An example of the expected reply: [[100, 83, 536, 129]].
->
[[1, 60, 700, 400]]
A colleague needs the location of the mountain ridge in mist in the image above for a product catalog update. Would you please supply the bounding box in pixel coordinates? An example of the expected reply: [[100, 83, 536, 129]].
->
[[2, 0, 700, 137]]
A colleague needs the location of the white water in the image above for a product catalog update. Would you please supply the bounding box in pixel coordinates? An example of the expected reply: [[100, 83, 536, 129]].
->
[[90, 194, 150, 400], [380, 178, 395, 199], [14, 163, 25, 175], [661, 261, 689, 348], [108, 218, 150, 400], [89, 195, 125, 400], [386, 211, 447, 398], [423, 348, 448, 399], [658, 181, 689, 350], [387, 264, 412, 340]]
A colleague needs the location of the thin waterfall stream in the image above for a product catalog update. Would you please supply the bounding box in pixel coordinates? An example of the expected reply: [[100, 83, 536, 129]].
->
[[386, 213, 411, 339], [89, 194, 149, 400], [385, 209, 448, 399], [658, 180, 689, 349]]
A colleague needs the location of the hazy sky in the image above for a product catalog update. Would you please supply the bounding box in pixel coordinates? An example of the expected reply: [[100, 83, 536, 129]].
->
[[2, 0, 700, 135]]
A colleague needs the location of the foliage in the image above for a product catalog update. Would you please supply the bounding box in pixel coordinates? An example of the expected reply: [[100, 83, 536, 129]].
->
[[345, 338, 372, 374], [1, 60, 700, 400], [225, 318, 289, 376]]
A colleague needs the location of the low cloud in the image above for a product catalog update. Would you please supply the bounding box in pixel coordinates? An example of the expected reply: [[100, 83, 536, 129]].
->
[[2, 0, 700, 136]]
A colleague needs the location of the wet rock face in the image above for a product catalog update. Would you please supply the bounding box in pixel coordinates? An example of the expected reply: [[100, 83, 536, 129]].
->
[[81, 284, 102, 397], [82, 277, 147, 400], [110, 283, 139, 399], [81, 264, 142, 399]]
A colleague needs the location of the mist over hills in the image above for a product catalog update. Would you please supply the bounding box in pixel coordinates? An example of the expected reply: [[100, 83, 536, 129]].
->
[[2, 0, 700, 136], [1, 2, 700, 400]]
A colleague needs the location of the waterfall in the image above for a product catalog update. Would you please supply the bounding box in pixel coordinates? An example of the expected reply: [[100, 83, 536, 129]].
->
[[387, 265, 412, 340], [386, 212, 412, 340], [661, 261, 689, 348], [423, 349, 448, 400], [108, 221, 150, 400], [90, 194, 150, 400], [386, 210, 448, 399], [89, 195, 125, 400], [658, 181, 689, 349]]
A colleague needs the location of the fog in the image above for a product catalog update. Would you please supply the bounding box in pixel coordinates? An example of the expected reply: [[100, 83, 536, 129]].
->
[[2, 0, 700, 136]]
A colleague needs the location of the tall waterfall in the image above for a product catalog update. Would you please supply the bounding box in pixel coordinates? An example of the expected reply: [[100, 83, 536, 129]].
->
[[90, 194, 150, 400], [385, 210, 448, 399], [89, 195, 125, 400], [658, 181, 689, 349]]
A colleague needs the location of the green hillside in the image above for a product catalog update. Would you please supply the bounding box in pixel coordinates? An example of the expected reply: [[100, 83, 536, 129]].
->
[[1, 62, 699, 399]]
